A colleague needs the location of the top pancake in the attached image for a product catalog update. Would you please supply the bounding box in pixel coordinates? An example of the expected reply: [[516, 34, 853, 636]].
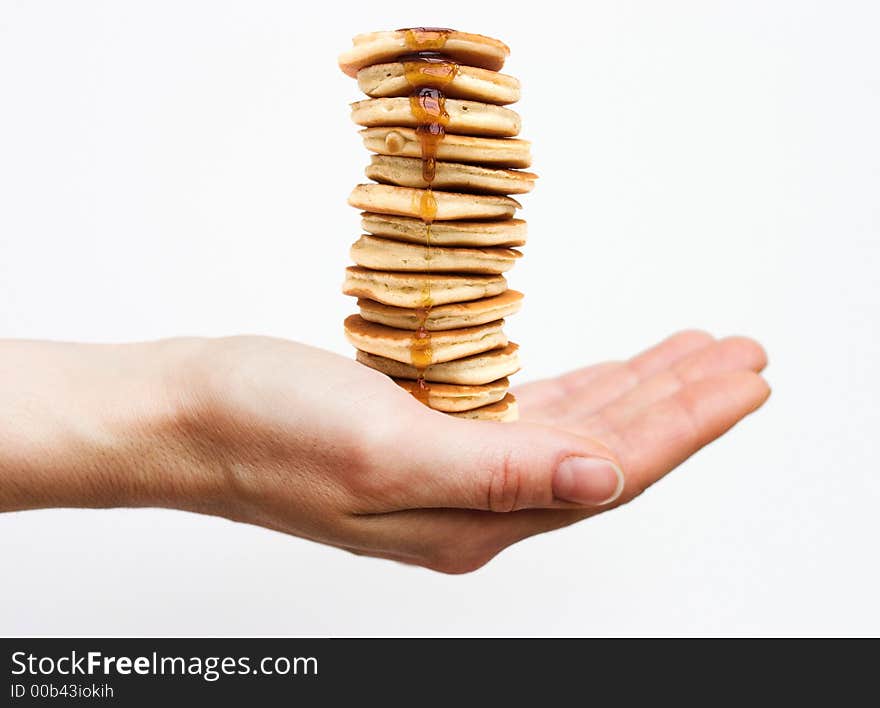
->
[[358, 63, 520, 105], [339, 28, 509, 77]]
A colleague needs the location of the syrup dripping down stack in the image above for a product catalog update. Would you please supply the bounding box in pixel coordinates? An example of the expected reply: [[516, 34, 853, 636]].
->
[[339, 28, 535, 422]]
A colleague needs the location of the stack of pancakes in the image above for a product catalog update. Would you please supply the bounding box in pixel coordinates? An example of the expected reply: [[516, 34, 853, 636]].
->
[[338, 28, 535, 422]]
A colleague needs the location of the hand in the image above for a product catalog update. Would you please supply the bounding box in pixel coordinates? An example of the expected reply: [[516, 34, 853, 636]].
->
[[167, 331, 770, 572], [0, 332, 769, 574]]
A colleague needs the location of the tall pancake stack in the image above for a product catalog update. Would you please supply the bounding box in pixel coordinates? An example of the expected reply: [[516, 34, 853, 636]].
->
[[339, 28, 535, 422]]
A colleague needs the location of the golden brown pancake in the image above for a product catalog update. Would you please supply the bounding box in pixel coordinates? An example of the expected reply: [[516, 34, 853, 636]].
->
[[361, 213, 527, 247], [366, 155, 536, 195], [338, 29, 509, 78], [448, 393, 518, 421], [350, 235, 521, 274], [344, 315, 506, 365], [394, 377, 509, 412], [349, 184, 521, 221], [358, 62, 520, 105], [356, 343, 520, 385], [343, 266, 507, 308], [351, 97, 521, 137], [361, 127, 531, 168], [358, 290, 523, 331]]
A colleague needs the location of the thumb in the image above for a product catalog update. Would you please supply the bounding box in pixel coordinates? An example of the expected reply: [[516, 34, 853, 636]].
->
[[384, 414, 625, 512]]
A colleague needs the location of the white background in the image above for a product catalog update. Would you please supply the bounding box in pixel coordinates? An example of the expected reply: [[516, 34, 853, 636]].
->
[[1, 0, 878, 636]]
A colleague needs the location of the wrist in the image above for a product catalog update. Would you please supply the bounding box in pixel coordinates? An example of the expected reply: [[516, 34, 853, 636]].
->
[[0, 338, 224, 514]]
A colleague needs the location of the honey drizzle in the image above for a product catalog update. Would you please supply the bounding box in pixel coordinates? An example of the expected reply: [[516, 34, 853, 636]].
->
[[409, 88, 450, 182], [410, 189, 435, 407], [400, 27, 453, 51], [398, 30, 458, 406]]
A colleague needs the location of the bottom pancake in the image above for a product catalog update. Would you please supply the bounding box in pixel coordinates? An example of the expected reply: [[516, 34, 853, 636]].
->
[[394, 377, 509, 412], [356, 343, 520, 385], [447, 394, 518, 422]]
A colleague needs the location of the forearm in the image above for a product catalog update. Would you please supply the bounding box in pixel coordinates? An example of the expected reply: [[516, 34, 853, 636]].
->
[[0, 338, 218, 514], [0, 330, 770, 573]]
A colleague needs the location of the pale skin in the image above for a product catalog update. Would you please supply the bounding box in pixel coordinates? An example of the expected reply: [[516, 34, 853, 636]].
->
[[0, 331, 769, 574]]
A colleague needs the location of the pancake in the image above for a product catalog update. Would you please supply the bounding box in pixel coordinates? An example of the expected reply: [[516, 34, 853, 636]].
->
[[357, 343, 520, 385], [394, 377, 509, 412], [366, 155, 536, 195], [343, 266, 507, 308], [338, 29, 509, 78], [448, 393, 519, 421], [344, 315, 506, 366], [358, 290, 523, 331], [358, 62, 520, 105], [350, 235, 521, 274], [361, 127, 531, 168], [361, 213, 527, 247], [349, 184, 520, 221], [351, 97, 521, 137]]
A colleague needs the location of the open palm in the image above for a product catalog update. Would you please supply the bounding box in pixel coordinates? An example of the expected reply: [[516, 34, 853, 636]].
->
[[185, 329, 769, 572]]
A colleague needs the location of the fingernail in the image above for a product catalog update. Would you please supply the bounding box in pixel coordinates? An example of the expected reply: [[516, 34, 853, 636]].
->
[[553, 457, 624, 506]]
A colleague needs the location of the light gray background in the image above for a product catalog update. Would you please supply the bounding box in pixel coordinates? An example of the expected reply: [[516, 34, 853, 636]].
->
[[1, 0, 877, 636]]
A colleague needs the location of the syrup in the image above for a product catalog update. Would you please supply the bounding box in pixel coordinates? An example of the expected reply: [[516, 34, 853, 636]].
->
[[410, 88, 450, 182], [410, 190, 435, 396], [417, 186, 438, 221], [402, 60, 459, 91], [400, 27, 453, 52], [410, 324, 434, 370], [397, 51, 450, 62], [395, 35, 459, 405], [411, 376, 432, 406]]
